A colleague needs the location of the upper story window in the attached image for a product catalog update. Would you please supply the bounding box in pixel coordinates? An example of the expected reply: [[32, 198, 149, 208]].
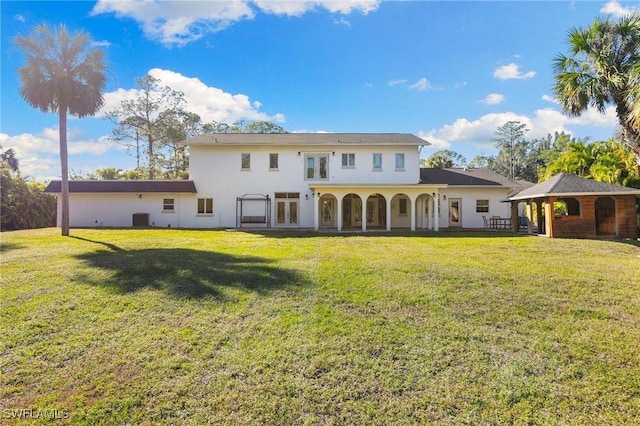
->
[[305, 154, 329, 180], [241, 153, 251, 170], [269, 153, 279, 170], [373, 153, 382, 170], [395, 153, 405, 170], [342, 153, 355, 168]]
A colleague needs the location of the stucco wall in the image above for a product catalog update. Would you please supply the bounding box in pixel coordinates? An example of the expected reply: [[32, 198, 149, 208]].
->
[[439, 187, 512, 229], [188, 144, 421, 228], [60, 193, 199, 228]]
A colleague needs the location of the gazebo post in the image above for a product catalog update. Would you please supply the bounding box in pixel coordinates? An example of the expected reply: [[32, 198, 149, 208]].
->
[[526, 200, 534, 235], [545, 197, 555, 238], [510, 201, 519, 233]]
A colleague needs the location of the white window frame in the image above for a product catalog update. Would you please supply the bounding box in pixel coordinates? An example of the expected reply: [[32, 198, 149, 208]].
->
[[197, 197, 213, 215], [241, 153, 251, 170], [476, 199, 489, 213], [269, 153, 279, 170], [373, 153, 382, 171], [163, 198, 175, 212], [395, 153, 405, 170], [341, 153, 355, 168], [304, 153, 329, 181]]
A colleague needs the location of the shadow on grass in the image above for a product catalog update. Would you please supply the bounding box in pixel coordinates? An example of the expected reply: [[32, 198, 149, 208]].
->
[[73, 243, 308, 300], [0, 242, 24, 252]]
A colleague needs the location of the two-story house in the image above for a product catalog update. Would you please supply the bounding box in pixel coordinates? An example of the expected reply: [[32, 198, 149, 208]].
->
[[45, 133, 524, 231]]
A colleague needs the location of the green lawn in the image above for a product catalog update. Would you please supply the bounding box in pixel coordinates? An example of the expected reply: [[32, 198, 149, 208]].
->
[[1, 228, 639, 425]]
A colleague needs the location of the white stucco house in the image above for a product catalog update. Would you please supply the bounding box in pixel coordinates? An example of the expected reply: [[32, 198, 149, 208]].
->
[[45, 133, 527, 231]]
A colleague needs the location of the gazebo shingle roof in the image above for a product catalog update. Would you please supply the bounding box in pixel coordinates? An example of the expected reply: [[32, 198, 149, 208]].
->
[[510, 173, 640, 200]]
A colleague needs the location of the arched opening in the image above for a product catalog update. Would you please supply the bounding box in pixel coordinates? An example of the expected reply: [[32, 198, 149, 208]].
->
[[366, 194, 387, 229], [319, 194, 337, 229], [391, 194, 411, 229], [342, 193, 363, 229], [554, 197, 581, 217], [595, 196, 616, 236]]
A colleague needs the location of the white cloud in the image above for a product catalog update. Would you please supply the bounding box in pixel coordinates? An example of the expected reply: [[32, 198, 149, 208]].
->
[[410, 77, 432, 91], [493, 63, 536, 80], [388, 79, 407, 87], [480, 93, 505, 105], [91, 0, 256, 47], [254, 0, 378, 16], [541, 94, 557, 104], [92, 0, 379, 47], [417, 106, 618, 151], [0, 128, 116, 180], [600, 0, 640, 17], [100, 68, 285, 125]]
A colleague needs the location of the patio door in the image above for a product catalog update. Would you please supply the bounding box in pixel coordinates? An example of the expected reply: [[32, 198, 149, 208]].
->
[[275, 193, 299, 227], [449, 198, 461, 227], [320, 197, 336, 228]]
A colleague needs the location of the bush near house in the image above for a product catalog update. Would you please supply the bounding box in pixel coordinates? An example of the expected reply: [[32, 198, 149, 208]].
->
[[1, 229, 639, 424]]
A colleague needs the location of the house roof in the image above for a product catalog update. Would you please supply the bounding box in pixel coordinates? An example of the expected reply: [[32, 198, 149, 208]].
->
[[44, 180, 197, 193], [510, 173, 640, 200], [182, 133, 429, 146], [420, 168, 530, 188]]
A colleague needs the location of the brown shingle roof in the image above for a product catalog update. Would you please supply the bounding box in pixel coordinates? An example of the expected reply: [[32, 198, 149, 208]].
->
[[420, 168, 529, 187], [510, 173, 640, 200], [44, 180, 197, 193], [183, 133, 429, 146]]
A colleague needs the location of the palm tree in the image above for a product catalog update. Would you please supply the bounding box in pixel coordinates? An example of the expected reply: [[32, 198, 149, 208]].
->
[[553, 14, 640, 164], [15, 24, 106, 236]]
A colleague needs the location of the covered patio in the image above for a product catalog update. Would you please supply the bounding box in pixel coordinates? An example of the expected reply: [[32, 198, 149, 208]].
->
[[509, 173, 640, 239], [308, 184, 446, 232]]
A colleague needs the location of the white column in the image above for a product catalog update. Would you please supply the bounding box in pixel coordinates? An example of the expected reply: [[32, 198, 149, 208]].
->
[[433, 194, 439, 231], [337, 194, 343, 232], [410, 195, 416, 231], [313, 191, 319, 231], [361, 194, 367, 232], [386, 195, 392, 231]]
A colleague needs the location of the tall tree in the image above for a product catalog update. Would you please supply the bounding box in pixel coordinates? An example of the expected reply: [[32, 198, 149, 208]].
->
[[553, 14, 640, 164], [105, 75, 187, 179], [492, 121, 530, 181], [15, 24, 106, 236]]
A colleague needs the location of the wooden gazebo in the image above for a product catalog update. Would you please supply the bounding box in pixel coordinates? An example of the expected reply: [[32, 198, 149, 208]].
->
[[509, 173, 640, 239]]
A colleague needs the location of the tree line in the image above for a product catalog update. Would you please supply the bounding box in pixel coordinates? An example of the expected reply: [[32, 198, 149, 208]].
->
[[422, 121, 640, 189], [1, 148, 56, 231]]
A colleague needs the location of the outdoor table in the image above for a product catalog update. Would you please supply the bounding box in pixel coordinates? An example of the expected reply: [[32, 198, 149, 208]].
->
[[490, 217, 511, 229]]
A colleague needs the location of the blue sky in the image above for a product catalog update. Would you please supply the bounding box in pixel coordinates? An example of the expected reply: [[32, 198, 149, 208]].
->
[[2, 0, 640, 180]]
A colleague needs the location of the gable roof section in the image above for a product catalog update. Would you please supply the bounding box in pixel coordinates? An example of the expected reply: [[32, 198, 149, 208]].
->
[[420, 168, 528, 187], [510, 173, 640, 200], [182, 133, 428, 146], [44, 180, 197, 194]]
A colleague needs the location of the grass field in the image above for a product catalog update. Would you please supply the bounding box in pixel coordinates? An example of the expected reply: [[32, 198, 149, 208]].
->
[[1, 228, 639, 425]]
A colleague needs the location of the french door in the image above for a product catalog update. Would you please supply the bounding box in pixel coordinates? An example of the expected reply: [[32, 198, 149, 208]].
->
[[275, 192, 299, 227]]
